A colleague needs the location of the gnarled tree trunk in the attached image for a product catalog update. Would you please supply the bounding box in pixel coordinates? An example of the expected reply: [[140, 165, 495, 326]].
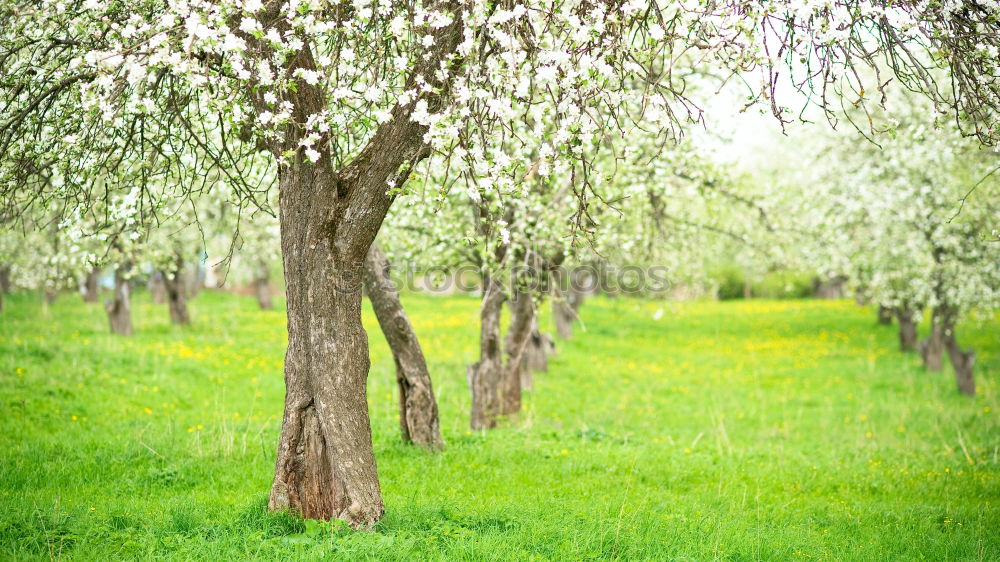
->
[[105, 266, 133, 336], [468, 277, 505, 430], [877, 305, 894, 325], [920, 308, 945, 371], [363, 243, 443, 450], [263, 0, 462, 527], [162, 259, 190, 325], [255, 259, 274, 310], [83, 267, 100, 302], [896, 308, 918, 352], [501, 290, 534, 415]]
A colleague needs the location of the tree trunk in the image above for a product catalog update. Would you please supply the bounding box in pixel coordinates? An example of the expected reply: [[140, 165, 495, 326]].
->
[[255, 259, 274, 310], [104, 266, 133, 336], [363, 243, 443, 450], [149, 271, 167, 304], [44, 288, 57, 305], [501, 290, 534, 415], [468, 277, 505, 430], [896, 308, 918, 352], [0, 264, 11, 293], [262, 0, 463, 526], [162, 261, 190, 325], [522, 316, 553, 385], [944, 327, 976, 396], [877, 305, 893, 325], [268, 162, 388, 527], [920, 308, 945, 371], [83, 267, 100, 302]]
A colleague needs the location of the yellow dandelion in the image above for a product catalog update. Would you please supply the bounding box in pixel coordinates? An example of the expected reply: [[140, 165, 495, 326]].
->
[[561, 449, 568, 455], [144, 407, 152, 415]]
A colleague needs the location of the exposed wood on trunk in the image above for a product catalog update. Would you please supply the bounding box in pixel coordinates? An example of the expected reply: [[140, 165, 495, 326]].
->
[[468, 277, 505, 430], [83, 267, 100, 302], [896, 308, 918, 351], [363, 243, 443, 450], [104, 266, 133, 336]]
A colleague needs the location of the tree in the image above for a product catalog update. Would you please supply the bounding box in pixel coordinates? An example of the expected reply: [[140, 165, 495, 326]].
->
[[363, 243, 444, 450], [4, 0, 999, 527]]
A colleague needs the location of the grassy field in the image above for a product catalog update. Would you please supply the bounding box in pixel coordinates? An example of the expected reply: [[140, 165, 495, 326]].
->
[[0, 291, 997, 560]]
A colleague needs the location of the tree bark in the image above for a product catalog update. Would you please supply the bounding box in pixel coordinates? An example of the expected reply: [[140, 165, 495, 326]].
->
[[920, 308, 946, 371], [255, 259, 274, 310], [896, 308, 918, 352], [162, 259, 190, 325], [149, 271, 167, 304], [877, 305, 893, 325], [501, 290, 534, 415], [104, 266, 133, 336], [83, 267, 100, 302], [468, 277, 505, 430], [363, 243, 443, 450], [44, 288, 57, 305]]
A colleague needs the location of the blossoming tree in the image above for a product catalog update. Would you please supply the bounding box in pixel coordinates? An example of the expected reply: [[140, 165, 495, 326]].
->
[[3, 0, 999, 527]]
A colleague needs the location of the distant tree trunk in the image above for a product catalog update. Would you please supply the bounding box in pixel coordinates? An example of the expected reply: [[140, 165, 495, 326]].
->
[[162, 259, 190, 325], [149, 271, 167, 304], [468, 276, 505, 430], [105, 266, 133, 336], [83, 267, 100, 302], [813, 275, 847, 299], [944, 326, 976, 396], [254, 259, 274, 310], [877, 305, 893, 325], [44, 288, 57, 305], [363, 244, 443, 450], [522, 316, 553, 385], [920, 308, 946, 371], [0, 264, 11, 293], [501, 290, 534, 415], [896, 308, 918, 352]]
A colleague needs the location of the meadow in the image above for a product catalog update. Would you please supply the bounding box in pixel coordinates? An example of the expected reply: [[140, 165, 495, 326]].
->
[[0, 291, 997, 560]]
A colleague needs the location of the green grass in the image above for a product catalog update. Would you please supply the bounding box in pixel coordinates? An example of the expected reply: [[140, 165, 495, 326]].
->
[[1, 291, 997, 560]]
